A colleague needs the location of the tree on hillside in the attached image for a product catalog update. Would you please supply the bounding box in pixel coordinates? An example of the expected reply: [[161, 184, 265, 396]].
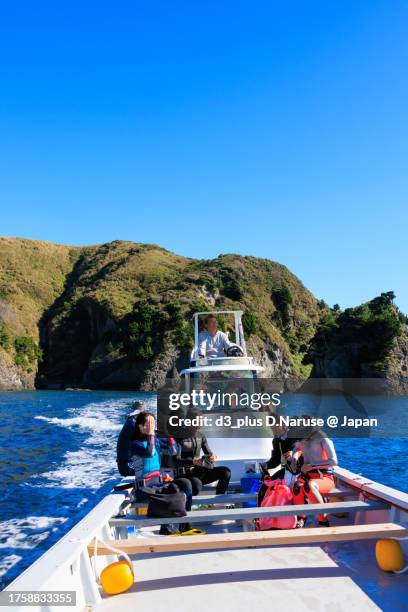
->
[[272, 287, 293, 331]]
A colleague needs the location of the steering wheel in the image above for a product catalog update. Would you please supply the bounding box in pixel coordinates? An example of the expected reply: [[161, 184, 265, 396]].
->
[[226, 345, 244, 357]]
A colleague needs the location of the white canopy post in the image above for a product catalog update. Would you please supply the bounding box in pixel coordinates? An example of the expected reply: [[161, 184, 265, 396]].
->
[[193, 312, 199, 359], [234, 311, 240, 345], [237, 311, 247, 355]]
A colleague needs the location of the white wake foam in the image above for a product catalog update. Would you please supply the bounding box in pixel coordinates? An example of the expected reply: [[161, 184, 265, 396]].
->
[[0, 516, 67, 551], [35, 414, 119, 432], [33, 396, 155, 490], [0, 394, 156, 586]]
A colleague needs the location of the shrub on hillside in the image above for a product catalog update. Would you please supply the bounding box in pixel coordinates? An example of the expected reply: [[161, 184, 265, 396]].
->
[[0, 324, 11, 350], [14, 335, 42, 369], [272, 286, 293, 331], [242, 310, 258, 336]]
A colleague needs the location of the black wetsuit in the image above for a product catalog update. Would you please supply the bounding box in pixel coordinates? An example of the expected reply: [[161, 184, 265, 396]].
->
[[176, 434, 231, 495], [266, 436, 298, 477]]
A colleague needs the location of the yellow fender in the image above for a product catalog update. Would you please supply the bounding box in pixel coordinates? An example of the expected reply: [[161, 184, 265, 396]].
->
[[92, 538, 135, 596], [375, 539, 405, 573], [100, 560, 134, 595]]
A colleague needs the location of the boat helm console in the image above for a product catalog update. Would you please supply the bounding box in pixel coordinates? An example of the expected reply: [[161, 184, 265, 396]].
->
[[181, 310, 265, 379]]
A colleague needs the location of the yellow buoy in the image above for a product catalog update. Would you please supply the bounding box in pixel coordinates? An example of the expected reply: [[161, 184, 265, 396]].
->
[[100, 559, 134, 595], [375, 539, 405, 572]]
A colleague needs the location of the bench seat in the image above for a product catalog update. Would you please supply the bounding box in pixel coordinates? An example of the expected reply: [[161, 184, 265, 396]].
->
[[91, 522, 407, 556], [110, 499, 386, 528]]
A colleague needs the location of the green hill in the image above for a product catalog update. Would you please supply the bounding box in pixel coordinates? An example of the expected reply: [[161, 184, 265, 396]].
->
[[0, 237, 406, 393]]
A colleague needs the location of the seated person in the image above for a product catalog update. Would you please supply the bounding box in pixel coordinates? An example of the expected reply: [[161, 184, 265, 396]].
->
[[259, 419, 305, 528], [117, 409, 195, 534], [116, 400, 148, 477], [175, 421, 231, 495], [264, 422, 300, 480], [198, 314, 235, 358], [291, 422, 338, 527]]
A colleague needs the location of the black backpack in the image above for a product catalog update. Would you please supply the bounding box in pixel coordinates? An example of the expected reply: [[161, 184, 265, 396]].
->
[[144, 482, 187, 518]]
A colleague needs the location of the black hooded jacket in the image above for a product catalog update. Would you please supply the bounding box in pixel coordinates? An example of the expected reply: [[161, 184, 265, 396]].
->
[[116, 414, 138, 477]]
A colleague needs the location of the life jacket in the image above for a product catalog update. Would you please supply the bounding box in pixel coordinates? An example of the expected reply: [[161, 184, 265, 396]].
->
[[128, 439, 161, 479], [256, 477, 297, 530], [300, 440, 335, 474]]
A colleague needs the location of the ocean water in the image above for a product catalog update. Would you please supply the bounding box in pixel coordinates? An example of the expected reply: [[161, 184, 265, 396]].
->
[[0, 390, 407, 590]]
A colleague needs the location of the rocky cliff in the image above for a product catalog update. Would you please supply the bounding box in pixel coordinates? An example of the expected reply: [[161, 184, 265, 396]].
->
[[0, 237, 406, 393], [0, 238, 79, 390], [304, 292, 408, 394]]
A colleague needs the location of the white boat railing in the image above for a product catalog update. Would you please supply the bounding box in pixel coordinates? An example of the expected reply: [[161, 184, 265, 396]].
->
[[334, 466, 408, 512], [3, 492, 128, 611]]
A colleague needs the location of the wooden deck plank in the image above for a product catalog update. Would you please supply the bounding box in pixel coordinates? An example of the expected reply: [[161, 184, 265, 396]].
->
[[90, 522, 408, 556], [110, 500, 386, 527]]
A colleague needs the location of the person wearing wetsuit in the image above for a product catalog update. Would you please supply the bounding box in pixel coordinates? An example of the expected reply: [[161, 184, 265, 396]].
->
[[266, 433, 299, 478], [256, 425, 300, 510], [175, 432, 231, 495]]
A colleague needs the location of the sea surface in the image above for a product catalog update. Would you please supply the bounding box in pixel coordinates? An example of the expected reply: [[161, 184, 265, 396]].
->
[[0, 390, 407, 590]]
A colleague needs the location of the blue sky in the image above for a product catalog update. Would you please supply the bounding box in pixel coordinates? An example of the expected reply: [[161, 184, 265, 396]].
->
[[0, 1, 407, 312]]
